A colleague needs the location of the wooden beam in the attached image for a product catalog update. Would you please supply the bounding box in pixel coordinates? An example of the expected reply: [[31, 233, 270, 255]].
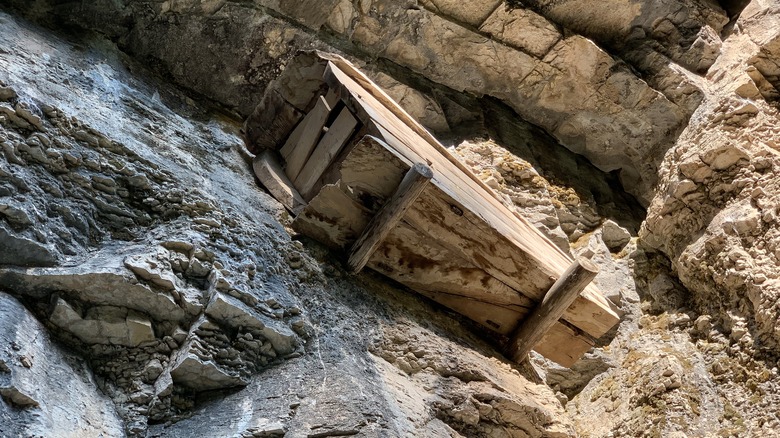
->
[[252, 150, 307, 214], [324, 87, 340, 108], [294, 106, 358, 198], [347, 163, 433, 273], [504, 257, 599, 364], [282, 95, 334, 180]]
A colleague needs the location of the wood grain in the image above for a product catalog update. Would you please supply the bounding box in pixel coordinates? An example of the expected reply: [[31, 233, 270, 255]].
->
[[294, 106, 358, 198], [504, 258, 599, 364], [348, 163, 433, 273], [282, 95, 333, 181], [252, 150, 307, 214]]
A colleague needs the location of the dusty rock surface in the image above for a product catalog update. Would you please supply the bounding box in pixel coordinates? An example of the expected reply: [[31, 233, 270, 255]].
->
[[1, 0, 780, 437]]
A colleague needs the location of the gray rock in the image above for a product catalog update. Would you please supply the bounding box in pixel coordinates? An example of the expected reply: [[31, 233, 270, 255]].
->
[[600, 219, 631, 251], [0, 224, 57, 267], [0, 249, 186, 322], [0, 292, 122, 435], [206, 293, 297, 355], [48, 297, 156, 346]]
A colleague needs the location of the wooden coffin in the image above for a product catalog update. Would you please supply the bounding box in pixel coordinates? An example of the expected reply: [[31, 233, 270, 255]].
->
[[245, 51, 621, 367]]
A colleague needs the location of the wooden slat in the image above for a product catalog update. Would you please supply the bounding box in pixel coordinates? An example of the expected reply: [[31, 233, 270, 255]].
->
[[252, 150, 307, 214], [348, 163, 433, 273], [534, 323, 595, 368], [292, 184, 370, 249], [324, 60, 619, 338], [413, 289, 526, 335], [282, 95, 334, 180], [324, 87, 340, 108], [279, 114, 306, 160], [369, 222, 535, 329], [294, 106, 358, 198], [504, 258, 599, 363]]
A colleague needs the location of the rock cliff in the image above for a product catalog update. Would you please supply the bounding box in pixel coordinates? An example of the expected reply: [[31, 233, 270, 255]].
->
[[1, 1, 779, 437]]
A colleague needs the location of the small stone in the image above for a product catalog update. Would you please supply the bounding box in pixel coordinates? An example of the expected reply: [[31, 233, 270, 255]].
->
[[730, 325, 748, 341], [172, 327, 189, 344], [450, 402, 480, 426], [0, 85, 17, 101], [694, 315, 711, 333], [19, 356, 32, 368], [14, 103, 43, 131], [0, 204, 33, 228], [0, 386, 39, 408], [395, 357, 414, 374], [600, 220, 631, 250], [164, 335, 178, 350], [127, 313, 156, 346]]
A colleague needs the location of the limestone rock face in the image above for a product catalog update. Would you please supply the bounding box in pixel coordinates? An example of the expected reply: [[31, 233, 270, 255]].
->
[[0, 292, 124, 437], [641, 2, 780, 354]]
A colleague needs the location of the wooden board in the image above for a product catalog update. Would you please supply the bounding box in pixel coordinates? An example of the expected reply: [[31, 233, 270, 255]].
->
[[282, 95, 333, 181], [252, 150, 306, 214], [294, 106, 358, 198], [370, 222, 535, 323], [292, 184, 370, 249]]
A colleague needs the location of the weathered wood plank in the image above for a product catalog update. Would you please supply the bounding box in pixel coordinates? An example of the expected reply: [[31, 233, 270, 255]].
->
[[294, 106, 358, 198], [369, 222, 535, 325], [533, 323, 595, 368], [303, 123, 374, 207], [292, 184, 370, 249], [252, 150, 307, 214], [324, 87, 340, 108], [278, 110, 307, 160], [282, 95, 334, 180], [413, 287, 591, 366], [504, 257, 599, 363], [348, 163, 433, 273], [415, 288, 527, 334]]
